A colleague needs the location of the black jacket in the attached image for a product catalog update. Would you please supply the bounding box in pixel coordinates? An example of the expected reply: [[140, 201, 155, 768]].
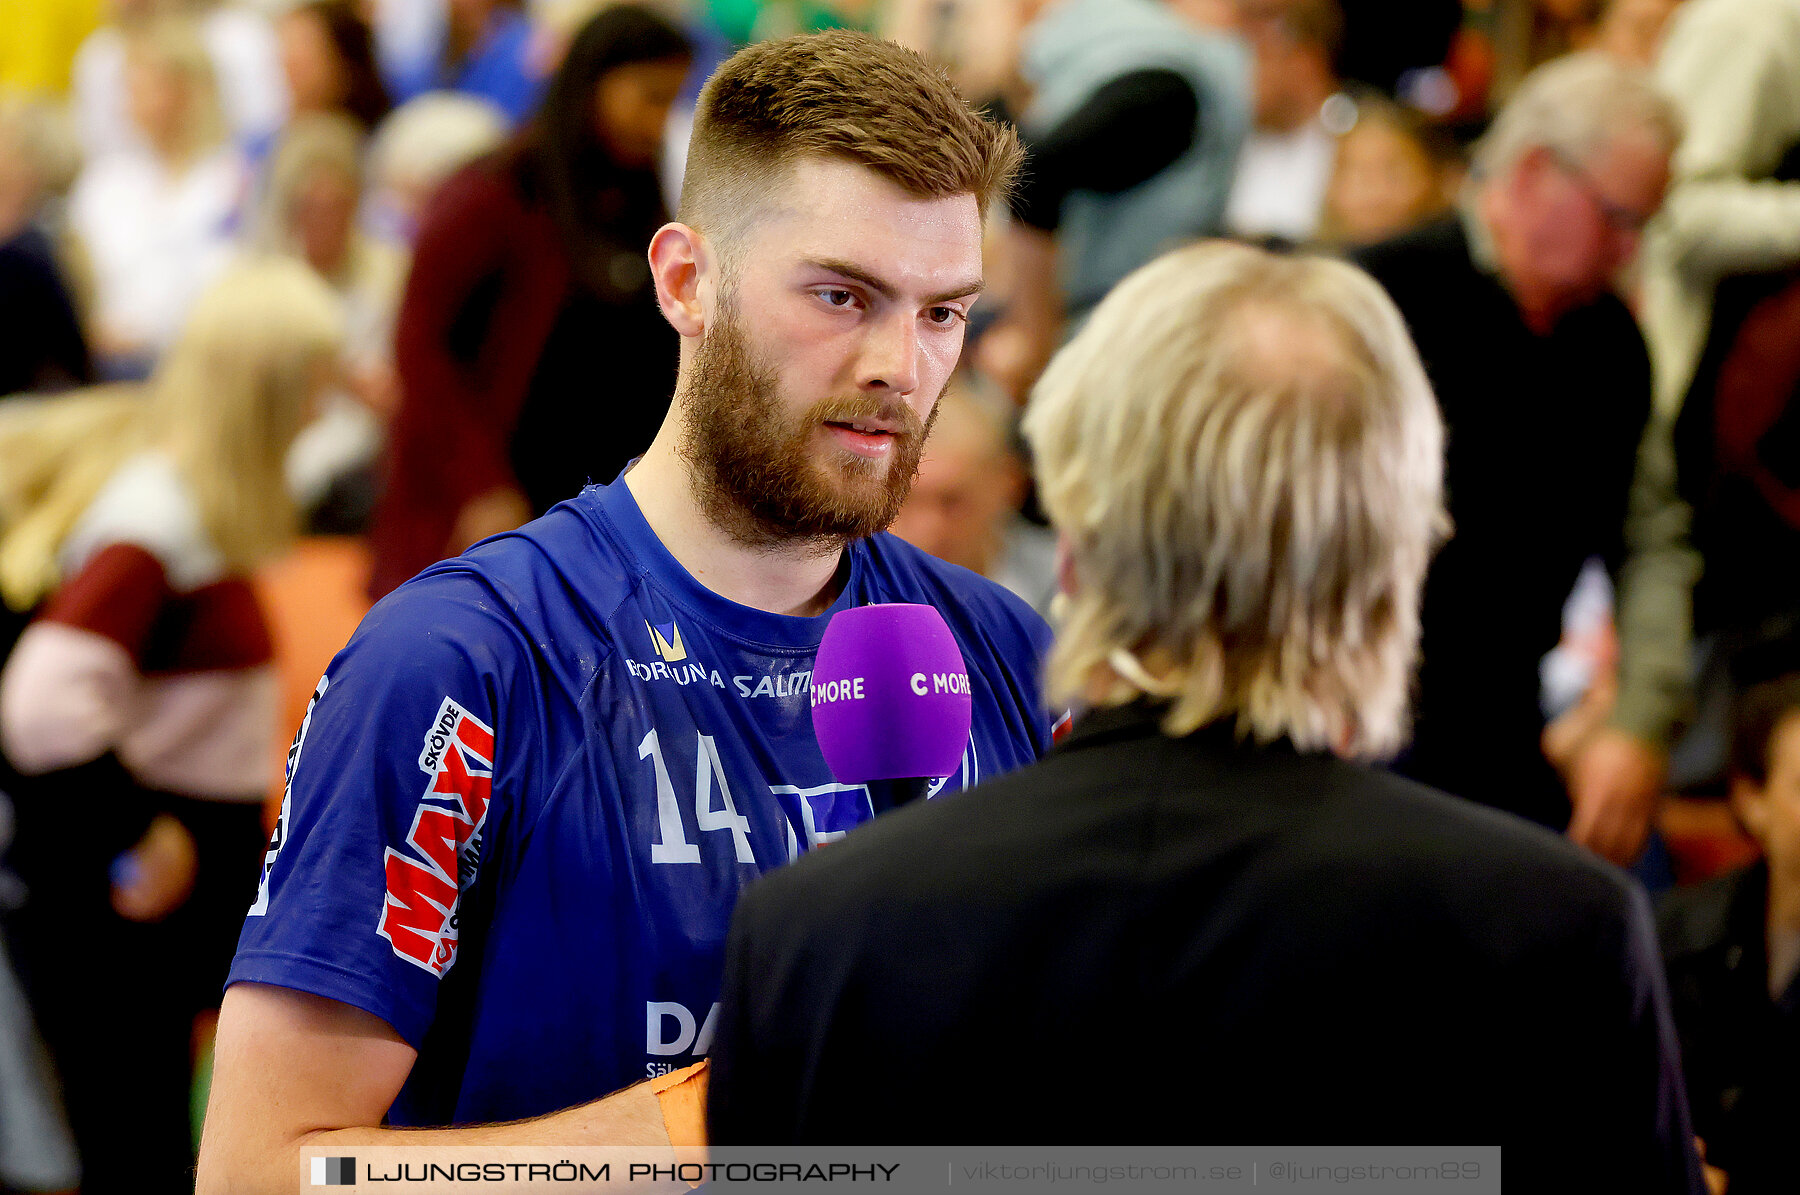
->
[[708, 704, 1702, 1192], [1353, 217, 1652, 828], [1659, 862, 1800, 1193]]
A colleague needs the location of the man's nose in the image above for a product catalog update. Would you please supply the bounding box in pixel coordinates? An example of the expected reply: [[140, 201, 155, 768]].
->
[[857, 312, 921, 396]]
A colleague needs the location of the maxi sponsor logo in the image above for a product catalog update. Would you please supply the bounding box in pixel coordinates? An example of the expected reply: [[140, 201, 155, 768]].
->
[[378, 697, 494, 976]]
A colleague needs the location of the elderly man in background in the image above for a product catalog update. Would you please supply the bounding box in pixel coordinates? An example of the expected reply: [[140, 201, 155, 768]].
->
[[706, 240, 1702, 1191], [1351, 52, 1681, 859]]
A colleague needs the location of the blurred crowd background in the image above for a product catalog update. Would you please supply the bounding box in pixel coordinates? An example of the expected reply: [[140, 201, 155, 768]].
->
[[1, 0, 1798, 1192]]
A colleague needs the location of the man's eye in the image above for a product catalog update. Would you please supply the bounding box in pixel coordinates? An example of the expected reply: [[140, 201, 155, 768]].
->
[[818, 289, 855, 308], [926, 306, 965, 326]]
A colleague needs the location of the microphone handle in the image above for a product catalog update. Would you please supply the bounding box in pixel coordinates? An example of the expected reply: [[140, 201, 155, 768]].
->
[[871, 776, 938, 811]]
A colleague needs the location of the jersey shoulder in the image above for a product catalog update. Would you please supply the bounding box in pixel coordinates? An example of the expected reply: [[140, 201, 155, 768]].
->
[[856, 532, 1053, 659], [386, 491, 649, 681]]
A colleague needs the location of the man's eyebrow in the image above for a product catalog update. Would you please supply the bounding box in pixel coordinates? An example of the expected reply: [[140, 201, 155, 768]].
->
[[804, 257, 984, 307]]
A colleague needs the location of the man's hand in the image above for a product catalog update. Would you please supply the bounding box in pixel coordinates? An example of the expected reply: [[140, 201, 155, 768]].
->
[[111, 812, 198, 922], [1567, 728, 1667, 866]]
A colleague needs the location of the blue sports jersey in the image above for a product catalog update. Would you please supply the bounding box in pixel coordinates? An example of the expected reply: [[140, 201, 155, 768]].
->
[[230, 480, 1054, 1125]]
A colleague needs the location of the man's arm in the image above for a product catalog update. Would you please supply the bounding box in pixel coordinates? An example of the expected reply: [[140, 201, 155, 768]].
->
[[197, 983, 674, 1195], [1570, 412, 1699, 865], [978, 70, 1199, 402], [1653, 0, 1800, 284], [1569, 0, 1800, 864]]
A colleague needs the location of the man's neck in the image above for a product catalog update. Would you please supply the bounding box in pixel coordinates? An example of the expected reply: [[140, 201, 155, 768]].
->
[[623, 436, 849, 618]]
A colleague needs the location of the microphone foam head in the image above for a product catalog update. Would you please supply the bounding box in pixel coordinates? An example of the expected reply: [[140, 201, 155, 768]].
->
[[811, 603, 973, 784]]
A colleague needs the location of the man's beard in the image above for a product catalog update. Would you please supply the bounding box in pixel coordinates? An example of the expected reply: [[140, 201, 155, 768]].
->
[[678, 301, 937, 550]]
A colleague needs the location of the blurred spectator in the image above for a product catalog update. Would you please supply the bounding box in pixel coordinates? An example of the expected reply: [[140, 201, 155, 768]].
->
[[978, 0, 1250, 401], [1487, 0, 1683, 101], [882, 0, 1034, 107], [534, 0, 724, 213], [0, 99, 93, 398], [1492, 0, 1607, 102], [1351, 53, 1679, 859], [364, 89, 510, 242], [73, 1, 288, 159], [1317, 91, 1459, 246], [1658, 662, 1800, 1195], [369, 0, 447, 102], [275, 0, 393, 138], [367, 3, 690, 599], [1223, 0, 1349, 242], [887, 378, 1057, 618], [0, 256, 341, 1195], [68, 15, 248, 375], [253, 112, 406, 531], [386, 0, 543, 122], [1593, 0, 1688, 64], [1616, 0, 1800, 807]]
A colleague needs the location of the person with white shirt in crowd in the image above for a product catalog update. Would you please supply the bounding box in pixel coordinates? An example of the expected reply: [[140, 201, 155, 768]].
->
[[68, 14, 249, 376], [72, 0, 287, 159], [1220, 0, 1349, 243]]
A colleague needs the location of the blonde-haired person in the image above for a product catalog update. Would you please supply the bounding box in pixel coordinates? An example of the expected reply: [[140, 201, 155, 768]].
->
[[1028, 241, 1444, 758], [67, 14, 249, 376], [704, 243, 1701, 1192], [72, 0, 287, 162], [254, 111, 407, 525], [0, 256, 341, 1195], [363, 90, 509, 242]]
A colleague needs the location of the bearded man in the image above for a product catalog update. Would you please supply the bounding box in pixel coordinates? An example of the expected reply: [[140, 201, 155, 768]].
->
[[197, 31, 1044, 1193]]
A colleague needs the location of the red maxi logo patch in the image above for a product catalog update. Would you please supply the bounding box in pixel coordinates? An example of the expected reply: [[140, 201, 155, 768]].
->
[[378, 696, 495, 976]]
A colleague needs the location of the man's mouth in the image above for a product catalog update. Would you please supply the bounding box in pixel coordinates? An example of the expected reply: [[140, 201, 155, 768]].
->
[[823, 418, 901, 459]]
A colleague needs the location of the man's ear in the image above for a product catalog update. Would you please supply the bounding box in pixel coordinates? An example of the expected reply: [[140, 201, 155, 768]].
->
[[648, 222, 712, 338], [1511, 145, 1558, 200]]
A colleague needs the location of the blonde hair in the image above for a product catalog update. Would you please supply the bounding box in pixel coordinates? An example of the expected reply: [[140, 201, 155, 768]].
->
[[368, 92, 508, 197], [1023, 241, 1447, 758], [255, 111, 364, 259], [123, 15, 227, 167], [679, 29, 1022, 249], [0, 257, 343, 609], [1473, 51, 1680, 181]]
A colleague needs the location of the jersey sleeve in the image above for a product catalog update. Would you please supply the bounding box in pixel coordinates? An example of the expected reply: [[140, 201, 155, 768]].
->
[[971, 580, 1060, 758], [227, 569, 538, 1048]]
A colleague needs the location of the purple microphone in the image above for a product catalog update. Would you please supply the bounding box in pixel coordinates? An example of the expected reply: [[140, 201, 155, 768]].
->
[[810, 603, 973, 787]]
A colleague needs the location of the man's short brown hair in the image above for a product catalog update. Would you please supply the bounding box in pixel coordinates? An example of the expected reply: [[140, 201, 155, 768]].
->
[[678, 29, 1022, 245]]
